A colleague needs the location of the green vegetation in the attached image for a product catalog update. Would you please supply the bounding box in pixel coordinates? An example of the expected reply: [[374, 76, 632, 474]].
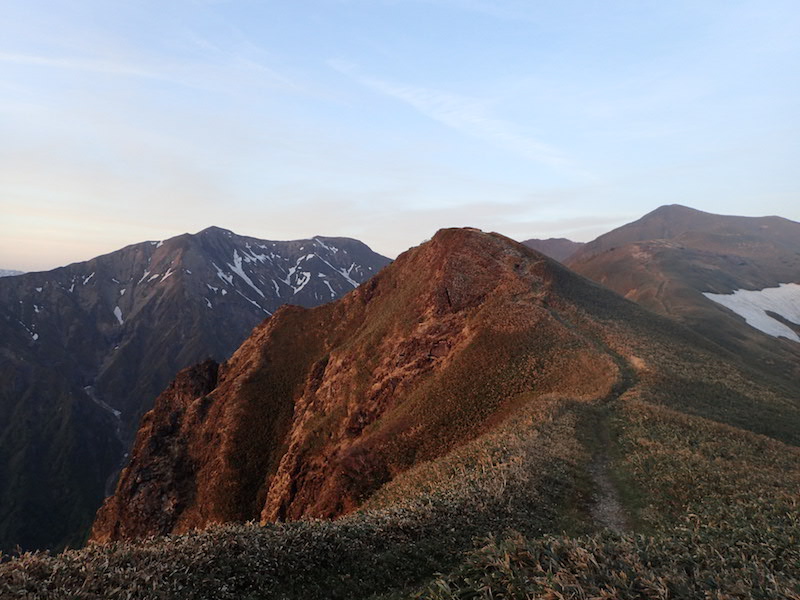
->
[[6, 388, 797, 599], [3, 230, 799, 598]]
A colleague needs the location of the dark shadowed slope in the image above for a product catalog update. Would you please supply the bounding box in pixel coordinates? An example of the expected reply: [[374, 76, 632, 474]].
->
[[521, 238, 584, 263]]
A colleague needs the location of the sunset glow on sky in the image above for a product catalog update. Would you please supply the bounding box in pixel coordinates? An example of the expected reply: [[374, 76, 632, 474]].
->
[[1, 0, 798, 271]]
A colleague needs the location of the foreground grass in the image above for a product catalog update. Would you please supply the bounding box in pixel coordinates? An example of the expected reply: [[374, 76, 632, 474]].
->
[[0, 399, 588, 599], [3, 388, 799, 599], [405, 396, 800, 599]]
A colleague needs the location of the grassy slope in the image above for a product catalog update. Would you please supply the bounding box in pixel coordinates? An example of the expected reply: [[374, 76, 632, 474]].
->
[[2, 232, 799, 598]]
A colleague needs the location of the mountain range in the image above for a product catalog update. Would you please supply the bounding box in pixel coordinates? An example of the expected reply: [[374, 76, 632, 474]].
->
[[0, 227, 389, 552], [89, 224, 800, 547], [1, 205, 799, 599]]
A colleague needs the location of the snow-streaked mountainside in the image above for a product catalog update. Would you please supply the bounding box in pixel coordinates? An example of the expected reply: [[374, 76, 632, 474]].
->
[[0, 269, 24, 278], [0, 226, 390, 554], [704, 283, 800, 343]]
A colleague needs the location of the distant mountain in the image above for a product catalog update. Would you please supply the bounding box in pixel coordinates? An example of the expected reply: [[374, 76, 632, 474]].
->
[[521, 238, 583, 263], [0, 269, 24, 278], [567, 204, 800, 374], [0, 227, 389, 552]]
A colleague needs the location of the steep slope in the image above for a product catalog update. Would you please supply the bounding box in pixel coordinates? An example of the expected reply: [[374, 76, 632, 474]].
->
[[4, 227, 799, 599], [0, 227, 389, 553], [521, 237, 584, 262], [567, 205, 800, 376], [92, 227, 800, 544], [0, 270, 24, 278]]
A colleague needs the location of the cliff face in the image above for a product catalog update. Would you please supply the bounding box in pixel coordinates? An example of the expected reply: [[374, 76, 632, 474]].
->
[[92, 228, 645, 542]]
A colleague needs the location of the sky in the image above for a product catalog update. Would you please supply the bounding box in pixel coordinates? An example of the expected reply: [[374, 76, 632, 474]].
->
[[1, 0, 798, 271]]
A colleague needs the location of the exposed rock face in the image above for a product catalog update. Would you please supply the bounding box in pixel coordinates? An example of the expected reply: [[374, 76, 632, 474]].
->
[[522, 238, 584, 263], [0, 227, 389, 552], [93, 227, 674, 543], [567, 204, 800, 374]]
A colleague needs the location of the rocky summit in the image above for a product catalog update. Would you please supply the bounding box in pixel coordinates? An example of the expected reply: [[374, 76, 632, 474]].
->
[[92, 227, 799, 546]]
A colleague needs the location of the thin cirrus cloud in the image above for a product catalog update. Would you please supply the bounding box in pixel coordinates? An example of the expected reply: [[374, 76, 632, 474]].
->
[[329, 59, 569, 169], [0, 47, 298, 94]]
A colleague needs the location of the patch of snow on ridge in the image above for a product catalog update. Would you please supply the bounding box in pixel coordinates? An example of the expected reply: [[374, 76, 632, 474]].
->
[[113, 306, 124, 325], [703, 283, 800, 342], [313, 237, 337, 253], [338, 262, 358, 288], [322, 278, 336, 298], [228, 250, 265, 297]]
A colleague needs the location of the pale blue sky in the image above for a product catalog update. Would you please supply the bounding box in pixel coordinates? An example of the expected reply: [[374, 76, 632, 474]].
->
[[1, 0, 798, 270]]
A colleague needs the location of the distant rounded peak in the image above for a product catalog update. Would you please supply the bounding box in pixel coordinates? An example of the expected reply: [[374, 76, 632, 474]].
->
[[643, 204, 707, 219], [197, 226, 235, 237]]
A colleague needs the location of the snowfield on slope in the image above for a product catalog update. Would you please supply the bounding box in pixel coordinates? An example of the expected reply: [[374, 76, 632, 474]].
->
[[703, 283, 800, 342]]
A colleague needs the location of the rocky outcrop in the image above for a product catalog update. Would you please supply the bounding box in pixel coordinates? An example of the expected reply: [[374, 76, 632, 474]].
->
[[93, 228, 651, 543]]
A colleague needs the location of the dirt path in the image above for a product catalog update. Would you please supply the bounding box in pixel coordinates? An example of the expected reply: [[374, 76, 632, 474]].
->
[[587, 440, 631, 533]]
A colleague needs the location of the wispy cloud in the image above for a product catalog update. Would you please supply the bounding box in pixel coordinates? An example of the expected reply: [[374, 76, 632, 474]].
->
[[0, 47, 298, 93], [329, 59, 569, 168], [0, 51, 161, 79]]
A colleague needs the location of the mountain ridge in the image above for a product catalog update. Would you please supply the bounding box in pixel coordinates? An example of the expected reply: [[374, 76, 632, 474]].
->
[[91, 226, 800, 545]]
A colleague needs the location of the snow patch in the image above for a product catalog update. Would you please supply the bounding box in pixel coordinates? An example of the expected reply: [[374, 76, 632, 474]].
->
[[113, 306, 124, 325], [235, 289, 271, 314], [148, 273, 160, 282], [160, 267, 175, 282], [322, 278, 336, 298], [83, 272, 95, 285], [120, 288, 126, 296], [212, 262, 233, 285], [84, 386, 121, 419], [156, 240, 164, 248], [35, 287, 42, 292], [137, 270, 151, 284], [228, 250, 265, 298], [703, 283, 800, 342], [204, 297, 213, 309], [293, 271, 312, 294], [313, 237, 337, 253]]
